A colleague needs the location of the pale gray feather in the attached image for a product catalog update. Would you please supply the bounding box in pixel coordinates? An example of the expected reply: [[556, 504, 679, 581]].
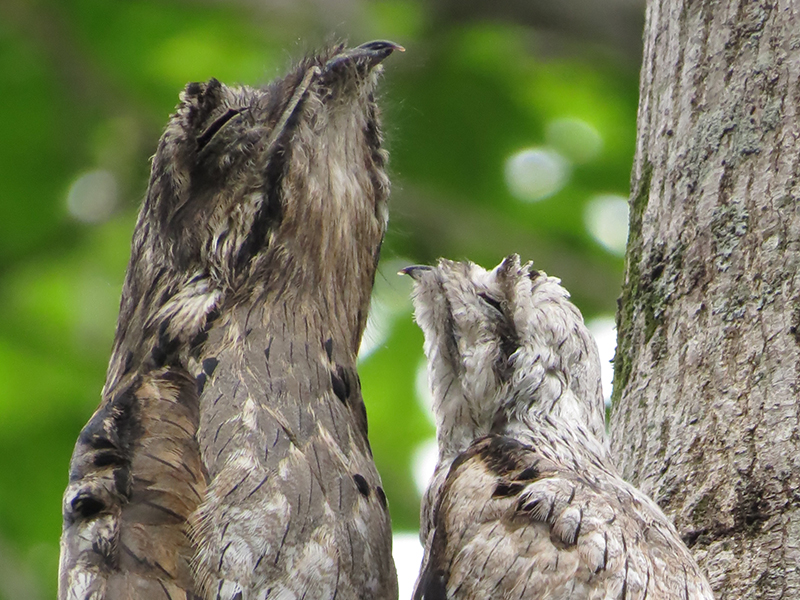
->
[[59, 41, 402, 600], [407, 256, 713, 600]]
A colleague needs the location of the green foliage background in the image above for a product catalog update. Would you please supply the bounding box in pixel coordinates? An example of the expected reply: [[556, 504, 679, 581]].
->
[[0, 1, 640, 596]]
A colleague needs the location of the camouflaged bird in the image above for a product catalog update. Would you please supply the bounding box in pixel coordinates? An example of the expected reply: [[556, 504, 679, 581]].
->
[[405, 256, 713, 600], [58, 41, 402, 600]]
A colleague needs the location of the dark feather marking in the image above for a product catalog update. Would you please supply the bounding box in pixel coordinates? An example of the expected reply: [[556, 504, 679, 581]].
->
[[223, 472, 251, 499], [213, 421, 226, 445], [492, 554, 521, 594], [311, 444, 325, 494], [344, 523, 355, 564], [331, 368, 348, 404], [202, 357, 219, 376], [376, 486, 387, 509], [546, 498, 556, 523], [297, 490, 309, 539], [234, 143, 286, 268], [157, 579, 174, 600], [143, 451, 178, 471], [478, 435, 534, 479], [493, 481, 526, 498], [177, 455, 198, 479], [71, 494, 105, 519], [120, 541, 147, 564], [196, 372, 207, 394], [92, 450, 122, 468], [186, 479, 204, 501], [517, 466, 539, 481], [479, 527, 504, 573], [324, 337, 333, 360], [574, 506, 583, 542], [600, 531, 609, 571], [331, 561, 341, 600], [420, 572, 448, 600], [219, 541, 232, 571], [215, 434, 236, 461], [196, 108, 241, 151], [156, 416, 195, 439], [246, 473, 270, 499], [353, 474, 370, 497], [140, 499, 185, 522], [477, 291, 504, 314], [274, 521, 291, 566], [517, 578, 530, 600]]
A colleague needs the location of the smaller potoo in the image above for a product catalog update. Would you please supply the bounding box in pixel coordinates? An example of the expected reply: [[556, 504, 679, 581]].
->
[[59, 41, 402, 600], [405, 256, 714, 600]]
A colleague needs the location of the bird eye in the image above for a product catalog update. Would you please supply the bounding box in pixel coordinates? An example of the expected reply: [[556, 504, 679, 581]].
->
[[197, 108, 241, 152], [478, 292, 504, 314]]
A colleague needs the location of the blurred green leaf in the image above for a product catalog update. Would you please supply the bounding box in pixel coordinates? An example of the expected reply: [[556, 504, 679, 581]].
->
[[0, 0, 638, 593]]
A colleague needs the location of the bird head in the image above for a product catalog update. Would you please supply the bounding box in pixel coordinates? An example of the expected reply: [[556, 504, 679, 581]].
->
[[106, 41, 401, 392], [404, 255, 606, 457], [135, 40, 403, 283]]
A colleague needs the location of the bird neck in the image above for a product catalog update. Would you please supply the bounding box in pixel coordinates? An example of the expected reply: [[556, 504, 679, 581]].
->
[[508, 410, 613, 467], [253, 89, 387, 354]]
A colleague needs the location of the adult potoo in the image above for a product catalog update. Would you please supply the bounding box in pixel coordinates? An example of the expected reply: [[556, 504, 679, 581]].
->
[[405, 256, 713, 600], [58, 41, 402, 600]]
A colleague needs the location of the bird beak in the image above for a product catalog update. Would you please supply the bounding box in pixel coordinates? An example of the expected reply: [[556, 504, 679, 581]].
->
[[326, 41, 405, 73], [398, 265, 432, 279], [354, 40, 405, 68]]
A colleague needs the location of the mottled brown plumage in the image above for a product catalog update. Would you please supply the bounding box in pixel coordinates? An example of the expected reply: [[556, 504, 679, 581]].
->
[[406, 256, 713, 600], [59, 41, 402, 600]]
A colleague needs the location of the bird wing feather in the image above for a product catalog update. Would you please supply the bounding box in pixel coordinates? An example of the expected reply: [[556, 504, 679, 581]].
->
[[415, 435, 713, 600], [190, 305, 395, 599], [59, 369, 205, 600]]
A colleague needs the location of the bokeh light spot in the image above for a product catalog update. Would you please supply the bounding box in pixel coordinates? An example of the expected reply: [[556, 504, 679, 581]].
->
[[504, 147, 570, 202], [587, 316, 617, 407], [584, 194, 629, 255], [66, 170, 118, 224], [412, 438, 438, 497], [545, 117, 603, 163], [393, 532, 424, 600]]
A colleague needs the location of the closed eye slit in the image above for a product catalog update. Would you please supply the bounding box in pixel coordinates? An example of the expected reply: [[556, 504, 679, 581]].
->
[[197, 108, 242, 152], [478, 292, 504, 314]]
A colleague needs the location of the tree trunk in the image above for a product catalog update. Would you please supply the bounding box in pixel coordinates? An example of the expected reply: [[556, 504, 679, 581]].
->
[[611, 1, 800, 598]]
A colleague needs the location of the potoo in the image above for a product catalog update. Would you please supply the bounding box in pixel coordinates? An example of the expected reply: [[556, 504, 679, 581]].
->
[[405, 256, 713, 600], [58, 41, 402, 600]]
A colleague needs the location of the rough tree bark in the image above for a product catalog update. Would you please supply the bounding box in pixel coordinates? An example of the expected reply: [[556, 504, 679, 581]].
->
[[611, 1, 800, 598]]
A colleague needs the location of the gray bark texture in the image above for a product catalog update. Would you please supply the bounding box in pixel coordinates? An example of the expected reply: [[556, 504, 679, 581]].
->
[[611, 1, 800, 598]]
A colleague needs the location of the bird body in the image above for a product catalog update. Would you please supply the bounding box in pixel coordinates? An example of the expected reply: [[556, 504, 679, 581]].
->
[[407, 256, 713, 600], [59, 42, 401, 600]]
